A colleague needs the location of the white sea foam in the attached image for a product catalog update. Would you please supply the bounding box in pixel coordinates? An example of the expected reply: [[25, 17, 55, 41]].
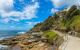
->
[[0, 44, 9, 50], [0, 45, 8, 48], [0, 36, 14, 40], [17, 32, 26, 35]]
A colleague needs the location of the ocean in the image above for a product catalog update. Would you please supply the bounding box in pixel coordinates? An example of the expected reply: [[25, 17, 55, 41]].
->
[[0, 30, 27, 40], [0, 30, 27, 50]]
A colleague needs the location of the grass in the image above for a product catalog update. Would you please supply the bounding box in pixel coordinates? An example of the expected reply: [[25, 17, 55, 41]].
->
[[70, 15, 80, 31], [43, 30, 57, 41]]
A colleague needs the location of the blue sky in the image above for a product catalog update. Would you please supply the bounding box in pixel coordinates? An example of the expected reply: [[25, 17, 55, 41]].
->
[[0, 0, 80, 30]]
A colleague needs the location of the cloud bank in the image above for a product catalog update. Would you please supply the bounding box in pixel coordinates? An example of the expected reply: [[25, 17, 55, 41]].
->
[[51, 0, 80, 8], [51, 0, 80, 13], [0, 0, 39, 23]]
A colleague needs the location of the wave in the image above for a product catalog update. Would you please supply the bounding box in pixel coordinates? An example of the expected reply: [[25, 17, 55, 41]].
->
[[0, 44, 9, 50], [17, 32, 26, 35], [0, 36, 14, 40]]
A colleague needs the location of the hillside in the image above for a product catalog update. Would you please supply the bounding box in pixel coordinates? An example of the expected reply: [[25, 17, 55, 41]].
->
[[31, 5, 80, 34]]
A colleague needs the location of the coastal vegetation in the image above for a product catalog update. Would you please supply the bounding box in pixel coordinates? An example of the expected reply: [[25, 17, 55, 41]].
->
[[43, 31, 57, 44], [32, 5, 80, 33]]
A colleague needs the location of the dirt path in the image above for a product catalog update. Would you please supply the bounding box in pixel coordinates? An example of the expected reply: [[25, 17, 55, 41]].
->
[[53, 30, 80, 50]]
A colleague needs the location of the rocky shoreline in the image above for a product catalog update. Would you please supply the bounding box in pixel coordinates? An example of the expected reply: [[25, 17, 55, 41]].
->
[[0, 31, 63, 50]]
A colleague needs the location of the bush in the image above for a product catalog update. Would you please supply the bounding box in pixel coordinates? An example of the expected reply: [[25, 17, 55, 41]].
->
[[43, 31, 57, 44]]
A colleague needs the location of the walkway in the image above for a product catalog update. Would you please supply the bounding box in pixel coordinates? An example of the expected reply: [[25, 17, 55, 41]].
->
[[53, 30, 80, 50]]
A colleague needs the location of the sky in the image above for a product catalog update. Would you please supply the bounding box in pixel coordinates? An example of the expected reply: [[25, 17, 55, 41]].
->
[[0, 0, 80, 30]]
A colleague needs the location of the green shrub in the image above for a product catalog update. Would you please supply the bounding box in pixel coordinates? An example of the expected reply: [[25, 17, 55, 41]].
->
[[43, 31, 57, 44]]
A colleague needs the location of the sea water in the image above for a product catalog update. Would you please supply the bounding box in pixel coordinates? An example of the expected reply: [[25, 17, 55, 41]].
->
[[0, 30, 26, 50], [0, 30, 26, 40]]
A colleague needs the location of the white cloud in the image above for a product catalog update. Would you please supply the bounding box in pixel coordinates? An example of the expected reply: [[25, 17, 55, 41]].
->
[[51, 0, 80, 14], [26, 21, 40, 25], [22, 2, 39, 19], [32, 0, 34, 2], [51, 8, 59, 13], [0, 0, 39, 23], [51, 0, 80, 8], [2, 18, 10, 23], [19, 0, 24, 2], [2, 2, 39, 18], [51, 0, 65, 8], [0, 0, 14, 12]]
